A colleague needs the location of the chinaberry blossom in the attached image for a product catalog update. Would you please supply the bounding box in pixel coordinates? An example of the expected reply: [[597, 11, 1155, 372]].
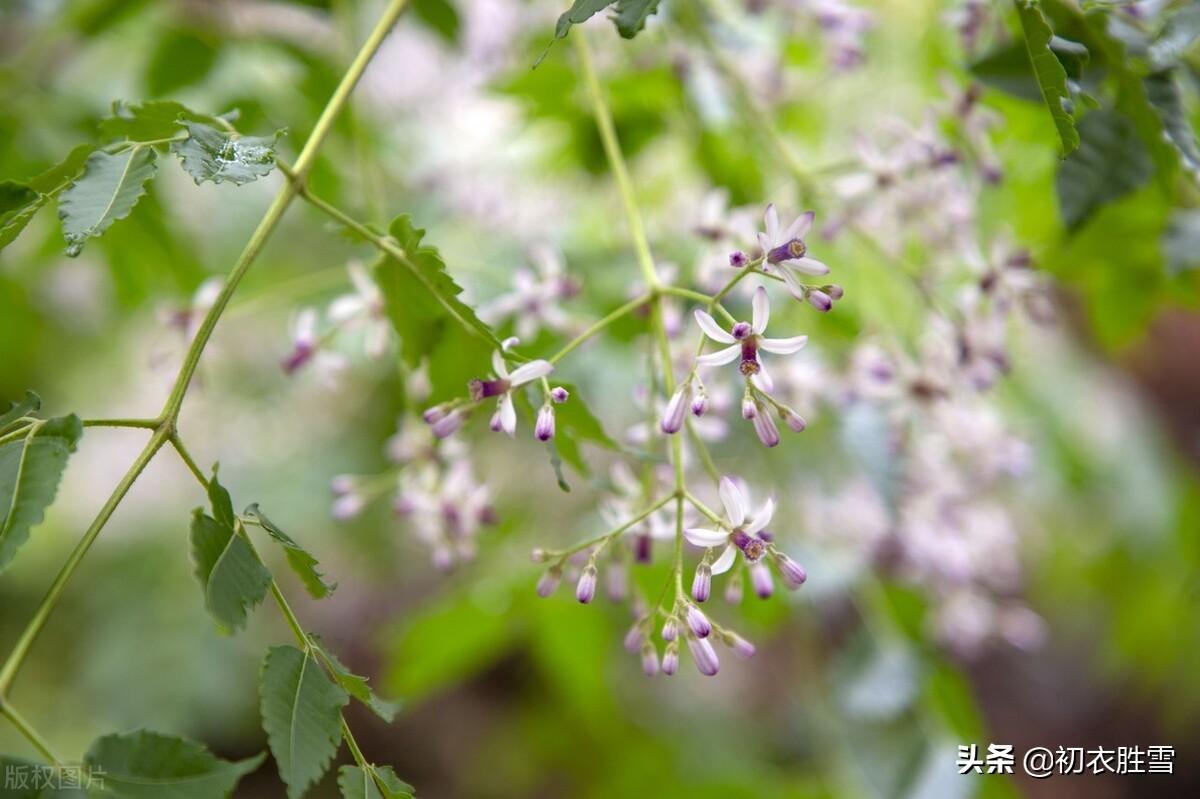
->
[[470, 349, 554, 436], [328, 261, 391, 360], [480, 245, 579, 340], [755, 205, 835, 307], [695, 287, 808, 393]]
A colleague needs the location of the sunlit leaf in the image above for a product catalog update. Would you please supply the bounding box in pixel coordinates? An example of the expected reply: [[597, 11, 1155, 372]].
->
[[58, 147, 159, 256], [244, 503, 336, 599], [260, 644, 349, 799], [0, 413, 83, 574], [84, 729, 264, 799], [1014, 0, 1079, 156], [1055, 109, 1153, 231], [311, 635, 400, 722], [171, 122, 281, 186]]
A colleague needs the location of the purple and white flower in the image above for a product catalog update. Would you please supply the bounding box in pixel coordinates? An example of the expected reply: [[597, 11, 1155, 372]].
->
[[467, 346, 554, 437], [685, 477, 775, 574], [756, 204, 831, 302], [695, 286, 808, 392]]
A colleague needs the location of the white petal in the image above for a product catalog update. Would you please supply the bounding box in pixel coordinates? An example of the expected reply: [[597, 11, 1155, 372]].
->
[[780, 211, 814, 242], [710, 543, 738, 575], [685, 527, 729, 548], [752, 360, 774, 392], [293, 308, 318, 345], [752, 286, 770, 334], [756, 231, 772, 255], [789, 257, 830, 276], [694, 310, 735, 344], [499, 394, 516, 436], [760, 335, 809, 355], [745, 497, 775, 535], [328, 294, 366, 323], [507, 359, 554, 386], [492, 349, 509, 378], [696, 344, 740, 366], [501, 336, 520, 350], [778, 267, 808, 302], [719, 477, 747, 526], [764, 203, 779, 244]]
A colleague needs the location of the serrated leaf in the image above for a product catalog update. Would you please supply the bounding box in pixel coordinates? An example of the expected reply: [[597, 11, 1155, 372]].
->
[[83, 729, 264, 799], [0, 755, 87, 797], [311, 636, 399, 722], [0, 390, 41, 434], [58, 147, 159, 256], [612, 0, 660, 38], [337, 765, 415, 799], [171, 122, 281, 186], [1143, 70, 1200, 179], [1014, 0, 1079, 156], [189, 474, 272, 632], [0, 414, 83, 573], [260, 644, 349, 799], [1, 146, 96, 253], [243, 504, 336, 599], [553, 0, 616, 40], [1056, 109, 1153, 231], [98, 100, 223, 143]]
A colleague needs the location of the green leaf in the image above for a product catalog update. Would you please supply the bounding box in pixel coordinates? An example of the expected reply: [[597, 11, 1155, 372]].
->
[[83, 729, 264, 798], [612, 0, 661, 38], [539, 382, 616, 482], [171, 122, 281, 186], [244, 504, 336, 599], [311, 636, 399, 722], [1014, 0, 1079, 156], [1148, 1, 1200, 68], [98, 100, 222, 143], [1056, 109, 1153, 231], [260, 644, 349, 799], [553, 0, 616, 40], [189, 472, 272, 632], [0, 755, 86, 797], [1, 146, 96, 253], [58, 147, 159, 256], [145, 28, 221, 97], [338, 765, 415, 799], [1143, 70, 1200, 179], [0, 390, 41, 433], [0, 414, 83, 573], [411, 0, 460, 43]]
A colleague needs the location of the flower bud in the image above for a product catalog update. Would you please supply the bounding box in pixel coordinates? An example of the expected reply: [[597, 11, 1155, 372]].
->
[[806, 289, 833, 312], [686, 604, 712, 638], [690, 388, 709, 417], [661, 383, 691, 434], [687, 634, 720, 676], [823, 283, 845, 300], [422, 404, 449, 424], [536, 567, 562, 598], [729, 250, 749, 268], [431, 409, 466, 439], [550, 386, 569, 403], [634, 533, 652, 564], [662, 617, 679, 642], [641, 644, 660, 676], [750, 561, 774, 598], [488, 409, 503, 433], [752, 409, 781, 447], [741, 394, 757, 420], [535, 404, 556, 442], [780, 406, 807, 433], [332, 493, 366, 521], [330, 474, 355, 496], [774, 552, 808, 589], [624, 621, 645, 653], [723, 630, 757, 659], [606, 560, 628, 602], [576, 564, 598, 604], [692, 563, 712, 603], [662, 641, 679, 676], [530, 547, 550, 563], [725, 571, 744, 604]]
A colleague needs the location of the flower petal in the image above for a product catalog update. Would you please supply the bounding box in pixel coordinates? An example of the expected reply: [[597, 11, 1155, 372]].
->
[[507, 359, 554, 386], [760, 335, 809, 355], [694, 310, 735, 344], [745, 497, 775, 535], [778, 267, 808, 302], [789, 256, 830, 276], [492, 349, 509, 378], [780, 211, 814, 242], [756, 231, 771, 255], [710, 543, 738, 575], [752, 286, 770, 334], [685, 527, 729, 548], [499, 394, 517, 436], [764, 203, 779, 244], [719, 477, 747, 526], [696, 344, 740, 366], [751, 360, 774, 392]]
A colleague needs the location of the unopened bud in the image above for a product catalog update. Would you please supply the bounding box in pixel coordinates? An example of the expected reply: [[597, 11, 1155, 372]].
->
[[687, 634, 720, 676], [692, 563, 712, 603], [750, 561, 774, 598], [662, 641, 679, 676], [431, 409, 466, 439], [752, 409, 781, 447], [550, 386, 569, 403], [823, 283, 845, 300], [723, 630, 757, 659], [641, 644, 660, 676], [662, 617, 679, 642], [774, 552, 807, 589], [536, 567, 562, 598], [806, 289, 833, 312], [535, 404, 556, 442], [729, 250, 749, 268], [530, 547, 550, 563], [691, 388, 709, 417], [686, 604, 712, 638], [780, 406, 807, 433], [725, 571, 744, 604], [576, 564, 598, 604], [661, 383, 691, 434]]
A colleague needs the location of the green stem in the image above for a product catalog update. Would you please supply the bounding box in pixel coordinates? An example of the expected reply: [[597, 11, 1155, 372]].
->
[[0, 701, 63, 765], [684, 490, 724, 526], [658, 286, 737, 325], [82, 417, 159, 430], [551, 494, 675, 559], [169, 434, 209, 488], [549, 294, 650, 364], [685, 421, 721, 485], [0, 0, 411, 701]]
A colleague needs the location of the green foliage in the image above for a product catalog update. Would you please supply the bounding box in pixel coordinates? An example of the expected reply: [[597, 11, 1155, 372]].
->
[[97, 101, 224, 143], [260, 644, 350, 799], [171, 122, 282, 186], [0, 412, 83, 574], [338, 765, 415, 799], [411, 0, 460, 44], [188, 471, 272, 632], [375, 215, 500, 401], [0, 755, 86, 797], [1055, 109, 1153, 231], [1143, 71, 1200, 179], [1013, 0, 1079, 156], [544, 382, 617, 478], [145, 28, 221, 98], [244, 504, 336, 599], [552, 1, 616, 41], [57, 148, 159, 256], [612, 0, 662, 38], [312, 635, 400, 722], [83, 729, 264, 799], [0, 390, 41, 432]]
